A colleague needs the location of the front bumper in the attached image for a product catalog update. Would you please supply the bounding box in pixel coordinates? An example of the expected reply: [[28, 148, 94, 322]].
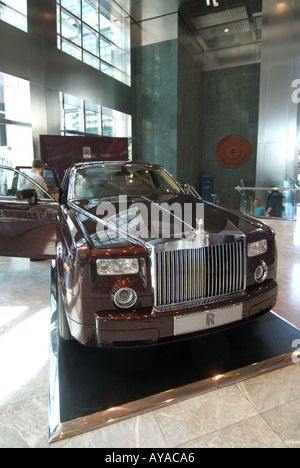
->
[[91, 281, 278, 348]]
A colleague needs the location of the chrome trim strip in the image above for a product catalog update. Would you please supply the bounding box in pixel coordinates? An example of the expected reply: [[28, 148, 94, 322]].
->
[[49, 377, 217, 443], [153, 291, 246, 313]]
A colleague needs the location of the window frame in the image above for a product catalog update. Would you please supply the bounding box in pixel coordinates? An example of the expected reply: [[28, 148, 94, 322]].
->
[[56, 0, 131, 86], [60, 91, 131, 140]]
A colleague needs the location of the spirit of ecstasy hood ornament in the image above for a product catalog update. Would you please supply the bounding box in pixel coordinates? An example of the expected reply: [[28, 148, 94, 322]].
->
[[188, 218, 209, 247]]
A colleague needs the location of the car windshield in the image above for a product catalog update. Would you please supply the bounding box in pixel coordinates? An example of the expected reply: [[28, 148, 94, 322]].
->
[[72, 165, 182, 199]]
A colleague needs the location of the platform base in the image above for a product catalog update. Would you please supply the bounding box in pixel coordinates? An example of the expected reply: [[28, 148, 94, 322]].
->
[[49, 265, 300, 443]]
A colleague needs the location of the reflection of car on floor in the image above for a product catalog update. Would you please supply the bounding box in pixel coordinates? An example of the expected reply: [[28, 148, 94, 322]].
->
[[0, 162, 278, 348]]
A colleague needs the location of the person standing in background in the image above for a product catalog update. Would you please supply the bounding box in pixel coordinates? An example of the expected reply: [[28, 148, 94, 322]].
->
[[26, 159, 48, 192], [265, 187, 284, 217], [254, 199, 265, 216]]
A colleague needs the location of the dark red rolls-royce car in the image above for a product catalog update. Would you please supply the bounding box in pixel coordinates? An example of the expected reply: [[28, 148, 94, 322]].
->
[[0, 162, 278, 348]]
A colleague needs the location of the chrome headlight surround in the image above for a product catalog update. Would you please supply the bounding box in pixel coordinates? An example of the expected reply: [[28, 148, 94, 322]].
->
[[114, 288, 138, 309], [96, 258, 139, 276], [247, 239, 268, 257], [254, 261, 268, 283]]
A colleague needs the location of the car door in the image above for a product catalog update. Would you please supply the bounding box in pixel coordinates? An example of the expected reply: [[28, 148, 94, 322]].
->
[[0, 166, 59, 259]]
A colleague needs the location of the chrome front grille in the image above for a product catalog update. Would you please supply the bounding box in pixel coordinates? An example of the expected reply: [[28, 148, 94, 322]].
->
[[154, 241, 246, 308]]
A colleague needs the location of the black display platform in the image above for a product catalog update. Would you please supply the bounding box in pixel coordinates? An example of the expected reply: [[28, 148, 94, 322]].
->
[[48, 266, 300, 442]]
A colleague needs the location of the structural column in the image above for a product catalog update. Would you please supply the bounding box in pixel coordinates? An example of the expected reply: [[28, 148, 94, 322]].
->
[[256, 0, 300, 182]]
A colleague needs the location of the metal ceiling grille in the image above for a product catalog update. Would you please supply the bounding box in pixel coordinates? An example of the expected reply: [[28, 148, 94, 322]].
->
[[192, 5, 248, 29], [179, 0, 262, 53]]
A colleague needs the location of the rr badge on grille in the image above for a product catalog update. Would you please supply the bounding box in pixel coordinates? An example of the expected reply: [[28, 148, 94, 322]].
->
[[206, 313, 215, 327]]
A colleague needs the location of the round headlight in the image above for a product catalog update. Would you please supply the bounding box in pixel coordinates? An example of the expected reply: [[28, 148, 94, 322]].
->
[[114, 288, 137, 309], [254, 261, 268, 283]]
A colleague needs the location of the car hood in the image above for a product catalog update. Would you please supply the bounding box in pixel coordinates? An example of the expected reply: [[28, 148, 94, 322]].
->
[[69, 193, 271, 249]]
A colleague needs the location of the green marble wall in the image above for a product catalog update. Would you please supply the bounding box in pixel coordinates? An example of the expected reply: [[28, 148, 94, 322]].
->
[[132, 40, 261, 209], [132, 39, 178, 178], [201, 63, 261, 209], [177, 41, 203, 191]]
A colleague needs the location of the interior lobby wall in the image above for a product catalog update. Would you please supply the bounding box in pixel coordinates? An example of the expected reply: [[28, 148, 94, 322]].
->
[[177, 37, 203, 191], [256, 0, 300, 183], [131, 10, 261, 206], [131, 11, 205, 185], [131, 38, 178, 177], [131, 10, 179, 178], [201, 63, 261, 209]]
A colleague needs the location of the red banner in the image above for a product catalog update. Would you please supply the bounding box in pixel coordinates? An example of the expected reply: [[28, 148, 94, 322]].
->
[[40, 135, 128, 182]]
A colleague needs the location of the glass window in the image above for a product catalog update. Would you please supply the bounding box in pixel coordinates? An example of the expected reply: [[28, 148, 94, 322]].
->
[[0, 73, 31, 124], [60, 93, 131, 143], [61, 9, 82, 46], [4, 124, 33, 167], [102, 109, 113, 136], [0, 0, 27, 32], [0, 167, 14, 196], [85, 100, 101, 135], [83, 24, 99, 56], [0, 72, 33, 167], [60, 93, 101, 135], [85, 109, 100, 134], [0, 168, 52, 201], [62, 94, 84, 134], [61, 0, 81, 18], [62, 39, 82, 60], [57, 0, 131, 86], [82, 0, 98, 29], [17, 171, 52, 200], [100, 36, 112, 64], [99, 11, 112, 41], [100, 7, 122, 50], [73, 165, 181, 199], [100, 39, 124, 75], [102, 106, 131, 138], [100, 62, 123, 82], [64, 104, 84, 133], [83, 51, 99, 69]]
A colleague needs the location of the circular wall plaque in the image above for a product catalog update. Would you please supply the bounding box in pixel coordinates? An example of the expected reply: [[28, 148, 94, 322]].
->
[[216, 134, 252, 168]]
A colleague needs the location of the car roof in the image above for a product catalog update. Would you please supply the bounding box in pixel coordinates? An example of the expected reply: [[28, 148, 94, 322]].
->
[[72, 161, 164, 170]]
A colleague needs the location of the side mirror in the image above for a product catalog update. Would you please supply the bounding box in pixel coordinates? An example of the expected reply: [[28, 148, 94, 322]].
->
[[17, 189, 38, 205]]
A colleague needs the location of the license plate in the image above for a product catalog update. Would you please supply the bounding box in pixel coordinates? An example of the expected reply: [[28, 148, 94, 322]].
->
[[174, 303, 243, 336]]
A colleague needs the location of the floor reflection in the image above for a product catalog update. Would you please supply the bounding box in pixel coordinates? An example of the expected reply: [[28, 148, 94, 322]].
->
[[0, 257, 50, 408], [267, 216, 300, 328]]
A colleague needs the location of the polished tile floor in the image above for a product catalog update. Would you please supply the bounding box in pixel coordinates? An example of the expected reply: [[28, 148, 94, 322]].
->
[[0, 213, 299, 448]]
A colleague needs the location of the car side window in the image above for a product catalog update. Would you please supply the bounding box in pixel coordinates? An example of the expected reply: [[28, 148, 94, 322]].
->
[[0, 168, 52, 200], [17, 171, 52, 200], [0, 168, 17, 197]]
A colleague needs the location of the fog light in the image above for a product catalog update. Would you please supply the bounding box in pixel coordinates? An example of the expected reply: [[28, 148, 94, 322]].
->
[[254, 261, 268, 283], [114, 288, 137, 309]]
